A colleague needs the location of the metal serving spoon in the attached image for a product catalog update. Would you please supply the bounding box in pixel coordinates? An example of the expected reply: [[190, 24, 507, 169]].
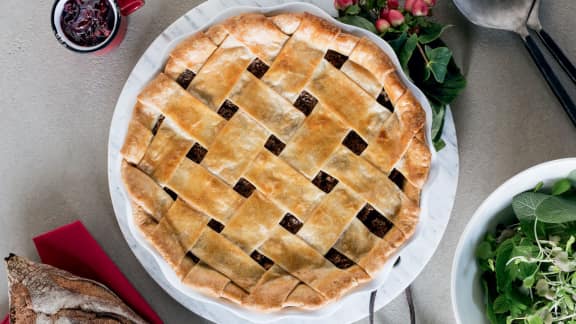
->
[[527, 0, 576, 84], [453, 0, 576, 127]]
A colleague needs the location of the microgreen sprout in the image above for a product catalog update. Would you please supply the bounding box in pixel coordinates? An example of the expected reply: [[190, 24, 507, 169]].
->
[[477, 172, 576, 323]]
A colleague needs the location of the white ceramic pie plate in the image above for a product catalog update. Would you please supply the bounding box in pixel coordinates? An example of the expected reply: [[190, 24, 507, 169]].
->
[[108, 1, 459, 323]]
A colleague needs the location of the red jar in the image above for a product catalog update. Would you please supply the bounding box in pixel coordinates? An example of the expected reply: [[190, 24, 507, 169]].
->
[[51, 0, 144, 55]]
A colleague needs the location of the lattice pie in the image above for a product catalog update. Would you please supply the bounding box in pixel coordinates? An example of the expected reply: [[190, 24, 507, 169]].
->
[[120, 12, 431, 311]]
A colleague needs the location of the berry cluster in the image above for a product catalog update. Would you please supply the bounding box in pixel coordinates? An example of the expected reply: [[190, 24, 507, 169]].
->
[[335, 0, 437, 32]]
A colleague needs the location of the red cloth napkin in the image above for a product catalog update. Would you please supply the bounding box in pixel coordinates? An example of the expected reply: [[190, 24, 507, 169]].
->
[[2, 220, 162, 323]]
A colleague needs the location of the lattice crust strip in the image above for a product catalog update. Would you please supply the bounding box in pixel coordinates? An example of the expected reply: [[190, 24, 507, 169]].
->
[[120, 12, 430, 312]]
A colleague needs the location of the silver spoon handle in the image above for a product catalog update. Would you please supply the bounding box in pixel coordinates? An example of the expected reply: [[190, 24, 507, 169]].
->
[[535, 28, 576, 85], [523, 34, 576, 127]]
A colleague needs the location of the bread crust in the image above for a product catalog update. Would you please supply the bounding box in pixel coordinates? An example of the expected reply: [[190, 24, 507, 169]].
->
[[5, 255, 146, 324]]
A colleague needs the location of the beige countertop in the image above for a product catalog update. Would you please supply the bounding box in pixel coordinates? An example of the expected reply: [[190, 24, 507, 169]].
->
[[1, 0, 576, 323]]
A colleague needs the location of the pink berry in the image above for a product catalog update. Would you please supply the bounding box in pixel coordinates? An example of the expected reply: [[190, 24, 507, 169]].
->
[[388, 0, 399, 9], [405, 0, 416, 11], [411, 0, 430, 16], [387, 9, 404, 26], [375, 18, 391, 33], [334, 0, 355, 10], [380, 8, 390, 19], [423, 0, 436, 6]]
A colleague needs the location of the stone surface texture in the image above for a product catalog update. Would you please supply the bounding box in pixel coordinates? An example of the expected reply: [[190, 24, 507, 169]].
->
[[1, 0, 576, 323]]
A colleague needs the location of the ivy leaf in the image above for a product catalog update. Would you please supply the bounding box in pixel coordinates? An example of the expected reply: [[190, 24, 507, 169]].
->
[[434, 139, 446, 151], [418, 63, 466, 106], [344, 4, 361, 15], [419, 22, 452, 44], [394, 23, 410, 33], [425, 45, 452, 83], [377, 0, 387, 7], [423, 63, 431, 81], [512, 192, 549, 222], [365, 0, 375, 10], [430, 101, 446, 151], [431, 102, 445, 141], [535, 196, 576, 223], [399, 34, 418, 73], [388, 32, 407, 54], [337, 15, 377, 33], [552, 178, 572, 195]]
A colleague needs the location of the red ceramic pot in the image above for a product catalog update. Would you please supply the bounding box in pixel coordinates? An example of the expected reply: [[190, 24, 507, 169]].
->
[[51, 0, 144, 55]]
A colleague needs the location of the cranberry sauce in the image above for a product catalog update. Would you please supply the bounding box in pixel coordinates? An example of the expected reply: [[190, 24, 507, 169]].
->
[[60, 0, 115, 47]]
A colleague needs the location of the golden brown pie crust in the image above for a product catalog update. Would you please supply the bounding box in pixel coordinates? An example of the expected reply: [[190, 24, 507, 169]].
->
[[120, 12, 430, 312]]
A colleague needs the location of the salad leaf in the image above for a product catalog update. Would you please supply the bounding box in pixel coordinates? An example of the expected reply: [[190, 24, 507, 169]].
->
[[533, 181, 544, 192], [567, 235, 575, 254], [526, 314, 543, 324], [535, 196, 576, 224], [477, 171, 576, 324], [482, 278, 500, 324], [492, 295, 509, 314], [569, 170, 576, 185], [512, 192, 549, 222], [511, 245, 538, 279], [552, 178, 572, 196], [506, 288, 529, 313], [495, 239, 515, 292], [522, 273, 536, 289], [519, 220, 546, 242], [477, 241, 494, 260]]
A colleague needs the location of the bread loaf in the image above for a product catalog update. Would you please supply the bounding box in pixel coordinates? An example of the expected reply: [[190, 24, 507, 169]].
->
[[5, 254, 148, 324]]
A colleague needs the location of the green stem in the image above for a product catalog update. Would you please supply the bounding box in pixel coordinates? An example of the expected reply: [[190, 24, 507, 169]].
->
[[534, 219, 546, 258], [416, 42, 429, 65]]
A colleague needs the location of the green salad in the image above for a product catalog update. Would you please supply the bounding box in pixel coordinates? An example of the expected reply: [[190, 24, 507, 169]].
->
[[477, 171, 576, 324]]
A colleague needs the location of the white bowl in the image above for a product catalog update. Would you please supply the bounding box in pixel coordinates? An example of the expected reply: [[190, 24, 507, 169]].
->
[[451, 158, 576, 324]]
